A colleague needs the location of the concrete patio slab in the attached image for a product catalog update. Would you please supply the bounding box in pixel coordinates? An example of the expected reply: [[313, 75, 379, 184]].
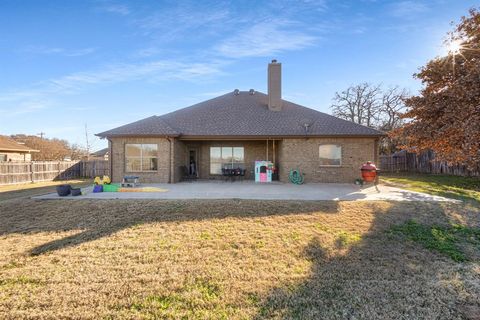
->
[[33, 181, 458, 202]]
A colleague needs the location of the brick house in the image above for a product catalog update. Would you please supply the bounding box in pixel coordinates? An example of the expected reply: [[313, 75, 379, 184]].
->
[[0, 136, 39, 162], [97, 61, 384, 183]]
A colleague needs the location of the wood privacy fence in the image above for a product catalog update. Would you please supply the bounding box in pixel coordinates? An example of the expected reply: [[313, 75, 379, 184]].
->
[[0, 160, 109, 185], [380, 151, 480, 176]]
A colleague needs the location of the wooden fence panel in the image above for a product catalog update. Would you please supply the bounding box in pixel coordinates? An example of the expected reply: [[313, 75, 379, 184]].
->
[[0, 162, 32, 185], [0, 160, 109, 186], [80, 160, 110, 178], [380, 151, 480, 176]]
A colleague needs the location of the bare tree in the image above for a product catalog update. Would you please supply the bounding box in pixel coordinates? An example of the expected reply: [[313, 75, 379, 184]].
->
[[11, 134, 71, 160], [11, 134, 90, 161], [331, 83, 410, 154], [69, 143, 88, 160], [378, 86, 409, 131], [331, 83, 382, 128]]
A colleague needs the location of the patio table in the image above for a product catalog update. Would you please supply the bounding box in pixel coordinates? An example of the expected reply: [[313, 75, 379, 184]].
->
[[122, 176, 139, 187], [222, 168, 246, 182]]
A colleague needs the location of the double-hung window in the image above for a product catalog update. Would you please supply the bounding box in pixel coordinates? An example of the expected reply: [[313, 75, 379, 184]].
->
[[125, 144, 158, 172], [210, 147, 244, 174]]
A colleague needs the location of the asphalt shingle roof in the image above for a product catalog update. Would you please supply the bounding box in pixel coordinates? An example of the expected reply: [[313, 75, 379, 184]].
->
[[0, 136, 39, 152], [97, 91, 384, 137], [91, 148, 109, 157]]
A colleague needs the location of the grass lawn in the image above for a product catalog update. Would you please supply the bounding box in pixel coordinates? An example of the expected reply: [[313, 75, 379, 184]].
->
[[0, 197, 479, 319], [0, 179, 90, 201], [381, 173, 480, 203]]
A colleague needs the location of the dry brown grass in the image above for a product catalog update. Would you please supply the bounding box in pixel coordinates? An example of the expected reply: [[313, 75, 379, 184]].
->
[[0, 198, 479, 319], [0, 179, 90, 201]]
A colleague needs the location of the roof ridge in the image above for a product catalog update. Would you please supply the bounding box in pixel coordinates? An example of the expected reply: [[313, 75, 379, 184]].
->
[[159, 92, 234, 118]]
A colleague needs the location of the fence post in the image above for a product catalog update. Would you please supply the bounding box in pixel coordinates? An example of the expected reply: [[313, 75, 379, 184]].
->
[[29, 162, 34, 183]]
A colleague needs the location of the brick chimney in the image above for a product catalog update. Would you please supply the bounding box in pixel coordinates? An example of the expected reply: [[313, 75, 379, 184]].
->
[[268, 59, 282, 111]]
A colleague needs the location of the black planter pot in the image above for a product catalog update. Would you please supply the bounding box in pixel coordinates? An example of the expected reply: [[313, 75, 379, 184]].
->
[[71, 188, 82, 196], [56, 184, 71, 197]]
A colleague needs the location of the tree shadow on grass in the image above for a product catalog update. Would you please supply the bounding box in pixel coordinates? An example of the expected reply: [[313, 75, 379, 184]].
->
[[254, 201, 480, 320], [0, 199, 340, 256]]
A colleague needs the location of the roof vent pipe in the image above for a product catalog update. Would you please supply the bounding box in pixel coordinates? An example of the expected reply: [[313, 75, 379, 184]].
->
[[268, 60, 282, 111], [233, 89, 240, 95], [303, 123, 311, 135], [249, 89, 255, 95]]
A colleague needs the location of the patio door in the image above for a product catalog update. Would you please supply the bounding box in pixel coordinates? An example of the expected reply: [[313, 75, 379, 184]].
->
[[187, 148, 199, 177]]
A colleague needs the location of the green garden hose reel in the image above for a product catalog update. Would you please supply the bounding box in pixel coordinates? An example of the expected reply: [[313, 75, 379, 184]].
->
[[289, 169, 304, 185]]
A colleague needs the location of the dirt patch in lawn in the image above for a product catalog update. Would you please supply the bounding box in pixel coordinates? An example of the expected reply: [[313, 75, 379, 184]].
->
[[0, 198, 479, 319]]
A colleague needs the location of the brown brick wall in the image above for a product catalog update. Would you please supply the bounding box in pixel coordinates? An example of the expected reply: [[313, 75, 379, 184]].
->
[[109, 137, 172, 183], [177, 140, 279, 181], [173, 139, 187, 183], [278, 137, 378, 183], [110, 137, 377, 184]]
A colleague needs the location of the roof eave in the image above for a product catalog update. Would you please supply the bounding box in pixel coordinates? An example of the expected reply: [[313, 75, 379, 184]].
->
[[0, 148, 40, 153], [178, 133, 385, 140], [95, 133, 181, 139]]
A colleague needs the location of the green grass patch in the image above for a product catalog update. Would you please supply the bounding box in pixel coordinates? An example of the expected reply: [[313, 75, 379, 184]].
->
[[315, 223, 362, 248], [382, 174, 480, 203], [0, 276, 44, 287], [336, 231, 362, 248], [200, 231, 213, 240], [390, 220, 480, 262], [130, 294, 178, 312], [128, 277, 226, 319]]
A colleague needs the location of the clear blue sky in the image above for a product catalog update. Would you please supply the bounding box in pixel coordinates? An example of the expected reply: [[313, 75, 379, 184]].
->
[[0, 0, 477, 150]]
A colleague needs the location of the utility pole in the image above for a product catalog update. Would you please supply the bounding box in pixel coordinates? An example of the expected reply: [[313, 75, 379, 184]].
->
[[85, 124, 90, 160], [37, 132, 45, 139]]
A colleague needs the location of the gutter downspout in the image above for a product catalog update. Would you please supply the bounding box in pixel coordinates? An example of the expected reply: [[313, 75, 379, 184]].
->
[[273, 140, 275, 166], [107, 138, 113, 181], [266, 139, 269, 161], [167, 137, 173, 183]]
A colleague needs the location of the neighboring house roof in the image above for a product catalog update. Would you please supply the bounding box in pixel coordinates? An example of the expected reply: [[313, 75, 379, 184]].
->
[[0, 136, 39, 153], [97, 91, 384, 138], [91, 148, 109, 157]]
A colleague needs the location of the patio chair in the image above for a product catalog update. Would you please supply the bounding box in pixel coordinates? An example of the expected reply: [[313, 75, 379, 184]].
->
[[222, 168, 236, 182], [221, 168, 230, 182], [239, 168, 246, 181]]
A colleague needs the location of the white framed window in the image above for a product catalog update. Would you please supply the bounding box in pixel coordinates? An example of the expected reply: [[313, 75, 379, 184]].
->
[[0, 154, 7, 162], [319, 144, 342, 166], [125, 144, 158, 172], [210, 146, 244, 174]]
